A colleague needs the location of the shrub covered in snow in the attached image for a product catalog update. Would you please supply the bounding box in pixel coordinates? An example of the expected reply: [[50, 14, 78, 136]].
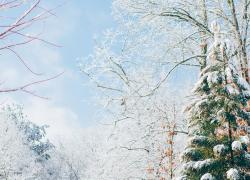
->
[[231, 141, 242, 152], [201, 173, 214, 180], [213, 144, 227, 157], [226, 168, 240, 180], [239, 135, 250, 145]]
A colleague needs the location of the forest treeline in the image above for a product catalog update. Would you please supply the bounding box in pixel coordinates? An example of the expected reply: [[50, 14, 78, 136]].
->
[[1, 0, 250, 179]]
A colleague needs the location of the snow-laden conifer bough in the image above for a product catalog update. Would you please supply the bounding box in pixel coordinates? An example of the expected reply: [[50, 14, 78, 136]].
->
[[178, 21, 250, 179]]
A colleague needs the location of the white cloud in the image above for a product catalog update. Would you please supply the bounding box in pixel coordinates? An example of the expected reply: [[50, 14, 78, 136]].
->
[[0, 68, 19, 84], [23, 98, 81, 141]]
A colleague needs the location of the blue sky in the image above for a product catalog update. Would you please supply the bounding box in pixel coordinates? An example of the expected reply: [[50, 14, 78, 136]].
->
[[0, 0, 115, 137], [48, 0, 115, 125]]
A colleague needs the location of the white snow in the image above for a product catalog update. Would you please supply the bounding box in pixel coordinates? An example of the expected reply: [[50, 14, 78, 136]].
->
[[183, 159, 214, 171], [237, 76, 250, 91], [207, 72, 220, 86], [192, 74, 208, 93], [240, 135, 250, 145], [217, 109, 225, 120], [194, 99, 208, 110], [201, 173, 214, 180], [188, 135, 208, 146], [182, 148, 196, 155], [225, 67, 233, 82], [211, 21, 221, 47], [174, 176, 187, 180], [226, 168, 240, 180], [225, 84, 239, 95], [232, 141, 242, 151], [245, 152, 250, 161], [211, 21, 221, 34], [213, 144, 226, 157], [181, 148, 196, 160], [200, 65, 211, 77], [243, 90, 250, 98], [225, 66, 250, 93]]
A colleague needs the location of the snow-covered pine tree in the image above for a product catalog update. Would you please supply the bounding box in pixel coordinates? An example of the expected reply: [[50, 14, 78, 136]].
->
[[179, 22, 250, 180]]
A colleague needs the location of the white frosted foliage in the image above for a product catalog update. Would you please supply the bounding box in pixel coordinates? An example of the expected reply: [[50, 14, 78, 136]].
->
[[237, 76, 250, 91], [225, 67, 233, 81], [192, 74, 208, 93], [240, 135, 250, 145], [243, 90, 250, 98], [207, 72, 220, 86], [0, 114, 39, 179], [213, 144, 226, 157], [188, 135, 207, 146], [183, 159, 214, 171], [182, 148, 195, 156], [232, 141, 242, 152], [225, 84, 239, 95], [201, 173, 214, 180], [211, 21, 220, 34], [245, 152, 250, 161], [174, 176, 187, 180], [226, 168, 240, 180]]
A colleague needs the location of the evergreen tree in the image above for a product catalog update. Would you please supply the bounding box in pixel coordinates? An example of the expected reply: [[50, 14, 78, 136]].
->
[[179, 22, 250, 180]]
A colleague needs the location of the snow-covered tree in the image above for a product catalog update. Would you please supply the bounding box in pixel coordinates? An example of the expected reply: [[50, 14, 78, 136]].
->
[[0, 113, 43, 179], [0, 104, 72, 179], [78, 90, 188, 179], [180, 22, 250, 179], [111, 0, 250, 79], [2, 105, 54, 161], [80, 0, 250, 179]]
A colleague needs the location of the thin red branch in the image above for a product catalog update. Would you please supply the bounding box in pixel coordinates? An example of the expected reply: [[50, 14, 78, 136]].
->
[[0, 0, 41, 38], [0, 0, 62, 99], [0, 71, 64, 99]]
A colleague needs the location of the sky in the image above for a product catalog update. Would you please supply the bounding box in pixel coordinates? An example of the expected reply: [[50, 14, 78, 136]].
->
[[0, 0, 199, 139], [0, 0, 115, 138]]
